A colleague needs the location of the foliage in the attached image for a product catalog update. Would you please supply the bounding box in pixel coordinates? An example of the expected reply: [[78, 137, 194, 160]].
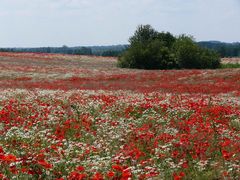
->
[[118, 25, 177, 69], [118, 25, 221, 69], [101, 50, 123, 57], [174, 35, 220, 69], [0, 45, 128, 56], [129, 24, 159, 45], [1, 41, 239, 58], [73, 47, 92, 55]]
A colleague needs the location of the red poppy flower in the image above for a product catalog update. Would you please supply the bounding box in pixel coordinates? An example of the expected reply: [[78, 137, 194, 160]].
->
[[38, 160, 53, 169]]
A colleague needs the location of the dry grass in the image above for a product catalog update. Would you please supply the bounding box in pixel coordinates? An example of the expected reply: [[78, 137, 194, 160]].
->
[[221, 57, 240, 64]]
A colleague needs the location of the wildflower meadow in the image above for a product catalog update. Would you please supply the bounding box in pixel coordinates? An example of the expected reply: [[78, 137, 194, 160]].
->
[[0, 52, 239, 179]]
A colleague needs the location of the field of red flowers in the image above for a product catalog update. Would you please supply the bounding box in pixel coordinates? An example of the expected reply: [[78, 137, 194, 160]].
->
[[0, 52, 239, 179]]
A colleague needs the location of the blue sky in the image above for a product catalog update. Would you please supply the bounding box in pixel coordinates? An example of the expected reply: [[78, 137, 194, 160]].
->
[[0, 0, 239, 47]]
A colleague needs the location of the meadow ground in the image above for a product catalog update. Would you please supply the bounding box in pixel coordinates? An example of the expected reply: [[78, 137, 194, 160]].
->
[[221, 57, 240, 64], [0, 52, 239, 179]]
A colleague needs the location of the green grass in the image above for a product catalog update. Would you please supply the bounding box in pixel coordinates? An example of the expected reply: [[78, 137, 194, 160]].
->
[[220, 63, 240, 68]]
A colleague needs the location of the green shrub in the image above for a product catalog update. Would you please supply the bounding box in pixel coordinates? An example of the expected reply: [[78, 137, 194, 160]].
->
[[118, 25, 177, 69], [118, 25, 221, 69], [174, 35, 220, 69], [118, 39, 177, 69]]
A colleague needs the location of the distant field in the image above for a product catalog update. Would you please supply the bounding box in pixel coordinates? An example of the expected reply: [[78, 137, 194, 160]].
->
[[0, 52, 239, 179], [0, 52, 239, 93], [221, 57, 240, 64]]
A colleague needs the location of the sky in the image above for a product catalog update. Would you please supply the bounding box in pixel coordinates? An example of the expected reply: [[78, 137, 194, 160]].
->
[[0, 0, 239, 47]]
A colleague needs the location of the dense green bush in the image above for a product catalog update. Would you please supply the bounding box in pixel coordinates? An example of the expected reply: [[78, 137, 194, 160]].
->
[[118, 25, 220, 69], [174, 35, 220, 69], [118, 39, 177, 69]]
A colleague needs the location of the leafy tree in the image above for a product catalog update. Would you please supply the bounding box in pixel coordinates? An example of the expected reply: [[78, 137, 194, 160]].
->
[[118, 25, 220, 69], [129, 25, 159, 46], [118, 25, 177, 69], [157, 32, 176, 48], [199, 48, 220, 68], [174, 35, 201, 68], [174, 35, 220, 69]]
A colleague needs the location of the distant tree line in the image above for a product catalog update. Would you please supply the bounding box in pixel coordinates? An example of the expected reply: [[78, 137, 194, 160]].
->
[[0, 45, 128, 57], [198, 41, 240, 57], [0, 46, 92, 55], [1, 38, 239, 58]]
